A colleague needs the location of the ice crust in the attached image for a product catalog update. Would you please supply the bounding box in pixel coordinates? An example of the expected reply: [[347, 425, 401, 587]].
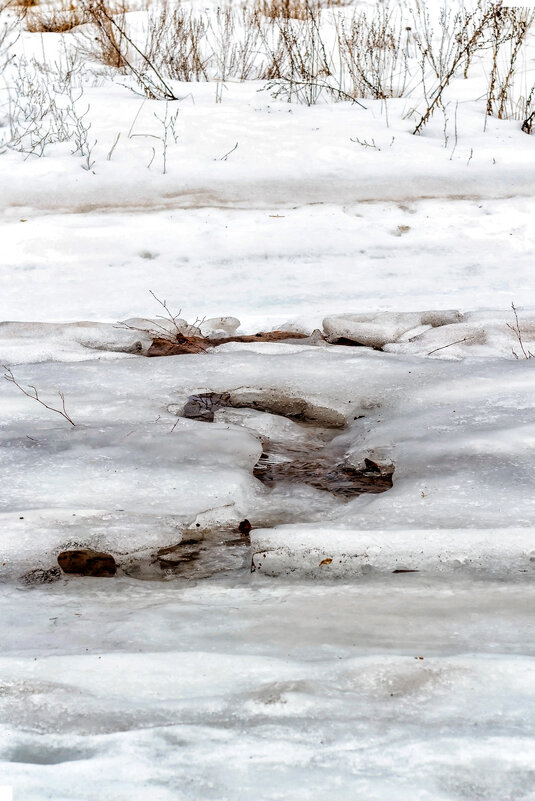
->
[[0, 346, 533, 580], [1, 578, 535, 801]]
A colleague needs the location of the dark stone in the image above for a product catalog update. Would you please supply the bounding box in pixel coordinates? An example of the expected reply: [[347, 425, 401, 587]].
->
[[238, 519, 252, 535], [57, 549, 117, 577]]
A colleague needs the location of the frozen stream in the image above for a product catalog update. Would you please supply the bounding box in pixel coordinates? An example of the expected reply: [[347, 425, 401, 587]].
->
[[1, 576, 535, 801], [0, 332, 534, 799]]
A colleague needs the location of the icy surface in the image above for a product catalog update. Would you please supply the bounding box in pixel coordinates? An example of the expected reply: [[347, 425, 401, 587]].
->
[[2, 577, 535, 801]]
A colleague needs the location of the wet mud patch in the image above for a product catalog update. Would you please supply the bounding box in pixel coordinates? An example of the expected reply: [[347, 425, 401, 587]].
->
[[253, 452, 393, 497], [128, 387, 396, 581], [181, 389, 393, 499], [150, 522, 252, 579], [147, 330, 311, 357]]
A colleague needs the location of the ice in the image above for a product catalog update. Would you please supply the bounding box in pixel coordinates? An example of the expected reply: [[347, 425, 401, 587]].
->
[[323, 310, 462, 347], [251, 527, 535, 577], [323, 310, 535, 358], [0, 345, 533, 581], [1, 578, 535, 800]]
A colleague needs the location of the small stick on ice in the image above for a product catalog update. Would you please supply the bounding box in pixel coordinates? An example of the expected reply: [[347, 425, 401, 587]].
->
[[427, 337, 469, 356], [3, 366, 76, 426], [218, 142, 238, 161]]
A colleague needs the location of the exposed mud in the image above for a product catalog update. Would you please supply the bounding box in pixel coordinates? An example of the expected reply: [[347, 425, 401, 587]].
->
[[147, 330, 310, 357], [183, 390, 346, 428], [117, 388, 394, 581], [151, 523, 252, 579], [182, 390, 393, 498], [253, 451, 393, 497]]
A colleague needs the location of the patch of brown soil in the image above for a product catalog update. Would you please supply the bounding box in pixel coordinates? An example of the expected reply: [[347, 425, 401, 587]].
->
[[253, 453, 393, 497], [147, 330, 309, 357]]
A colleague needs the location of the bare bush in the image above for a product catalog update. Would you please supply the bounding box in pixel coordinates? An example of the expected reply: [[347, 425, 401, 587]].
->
[[485, 6, 535, 122], [78, 0, 178, 99], [508, 303, 534, 360], [3, 54, 98, 165], [336, 3, 410, 100], [145, 0, 210, 82], [0, 0, 19, 71]]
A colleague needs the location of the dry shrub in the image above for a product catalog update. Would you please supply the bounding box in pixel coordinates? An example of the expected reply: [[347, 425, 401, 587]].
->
[[76, 0, 177, 98], [485, 5, 535, 120], [257, 0, 347, 19], [145, 1, 210, 81], [256, 0, 312, 21], [26, 3, 87, 33], [12, 0, 40, 8], [336, 4, 409, 100], [80, 0, 128, 68]]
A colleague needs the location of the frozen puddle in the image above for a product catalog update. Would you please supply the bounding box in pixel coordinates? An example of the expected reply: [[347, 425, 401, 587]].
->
[[183, 389, 394, 499]]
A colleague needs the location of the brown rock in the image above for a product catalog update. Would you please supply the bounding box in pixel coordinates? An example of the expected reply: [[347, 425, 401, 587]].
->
[[238, 519, 252, 535], [57, 549, 117, 577]]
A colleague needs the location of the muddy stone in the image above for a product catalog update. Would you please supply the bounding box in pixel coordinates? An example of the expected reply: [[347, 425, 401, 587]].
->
[[147, 335, 206, 357], [183, 393, 230, 422], [57, 549, 117, 577]]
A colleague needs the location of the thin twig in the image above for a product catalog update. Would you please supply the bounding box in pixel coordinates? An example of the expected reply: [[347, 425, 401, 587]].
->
[[3, 366, 76, 425], [218, 141, 238, 161], [427, 337, 469, 356], [507, 302, 533, 359]]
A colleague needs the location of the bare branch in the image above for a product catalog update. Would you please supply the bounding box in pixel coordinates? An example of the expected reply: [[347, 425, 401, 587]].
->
[[507, 303, 533, 359], [3, 366, 76, 426]]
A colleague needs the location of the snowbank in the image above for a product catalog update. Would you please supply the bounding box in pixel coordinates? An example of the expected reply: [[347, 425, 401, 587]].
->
[[251, 526, 535, 577]]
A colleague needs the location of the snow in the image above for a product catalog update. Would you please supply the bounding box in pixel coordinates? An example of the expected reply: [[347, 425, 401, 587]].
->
[[251, 526, 535, 576], [1, 578, 535, 800], [1, 1, 535, 797]]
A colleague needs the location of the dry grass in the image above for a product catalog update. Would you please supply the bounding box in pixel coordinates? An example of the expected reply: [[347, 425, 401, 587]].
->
[[26, 3, 87, 33], [256, 0, 315, 21], [11, 0, 534, 131], [79, 0, 128, 68], [12, 0, 41, 8], [486, 5, 535, 121]]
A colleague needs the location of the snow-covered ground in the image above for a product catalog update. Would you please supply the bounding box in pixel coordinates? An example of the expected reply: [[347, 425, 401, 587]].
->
[[1, 0, 535, 798], [2, 577, 535, 801]]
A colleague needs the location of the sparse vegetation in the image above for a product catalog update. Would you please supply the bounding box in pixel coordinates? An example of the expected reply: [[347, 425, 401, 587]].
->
[[1, 0, 534, 166], [508, 303, 534, 360], [25, 2, 87, 33]]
